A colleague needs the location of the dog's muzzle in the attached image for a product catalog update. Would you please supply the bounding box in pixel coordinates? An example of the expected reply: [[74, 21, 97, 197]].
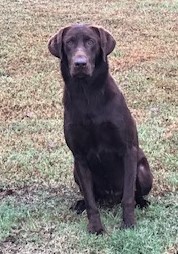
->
[[74, 55, 87, 68], [70, 52, 92, 78]]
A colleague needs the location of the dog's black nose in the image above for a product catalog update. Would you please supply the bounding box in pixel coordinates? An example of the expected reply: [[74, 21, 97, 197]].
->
[[74, 56, 87, 67]]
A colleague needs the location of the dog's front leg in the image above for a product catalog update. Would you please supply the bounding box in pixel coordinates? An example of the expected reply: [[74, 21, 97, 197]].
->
[[75, 157, 105, 234], [121, 146, 137, 229]]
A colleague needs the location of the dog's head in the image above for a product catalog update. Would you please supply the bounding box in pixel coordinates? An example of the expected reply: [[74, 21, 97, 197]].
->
[[48, 24, 116, 78]]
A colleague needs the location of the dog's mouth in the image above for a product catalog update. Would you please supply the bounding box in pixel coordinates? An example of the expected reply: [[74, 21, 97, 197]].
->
[[70, 66, 93, 78]]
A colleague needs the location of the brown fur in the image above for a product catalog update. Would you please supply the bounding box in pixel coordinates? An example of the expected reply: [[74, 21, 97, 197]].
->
[[48, 24, 153, 234]]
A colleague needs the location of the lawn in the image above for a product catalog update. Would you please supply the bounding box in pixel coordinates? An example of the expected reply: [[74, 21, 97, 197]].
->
[[0, 0, 178, 253]]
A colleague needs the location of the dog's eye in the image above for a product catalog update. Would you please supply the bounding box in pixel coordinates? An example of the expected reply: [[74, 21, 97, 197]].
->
[[66, 40, 74, 46], [86, 39, 95, 46]]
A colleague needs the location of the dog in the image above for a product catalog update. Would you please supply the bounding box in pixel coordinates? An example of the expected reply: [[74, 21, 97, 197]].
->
[[48, 24, 153, 234]]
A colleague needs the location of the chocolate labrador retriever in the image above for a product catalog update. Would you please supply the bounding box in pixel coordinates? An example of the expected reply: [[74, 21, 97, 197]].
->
[[48, 24, 153, 234]]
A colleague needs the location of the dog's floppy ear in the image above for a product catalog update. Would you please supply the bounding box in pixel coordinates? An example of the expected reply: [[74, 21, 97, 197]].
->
[[48, 27, 68, 59], [91, 26, 116, 61]]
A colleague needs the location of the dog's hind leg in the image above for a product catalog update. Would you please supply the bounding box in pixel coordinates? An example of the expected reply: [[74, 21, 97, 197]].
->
[[135, 148, 153, 209], [70, 199, 86, 214]]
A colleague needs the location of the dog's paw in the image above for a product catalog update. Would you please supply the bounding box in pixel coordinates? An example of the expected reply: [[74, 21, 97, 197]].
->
[[87, 222, 105, 235], [120, 220, 135, 230], [136, 198, 150, 209], [70, 199, 86, 214], [120, 222, 135, 229]]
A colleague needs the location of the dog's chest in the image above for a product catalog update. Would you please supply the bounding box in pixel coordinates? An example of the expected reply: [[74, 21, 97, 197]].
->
[[65, 112, 127, 156]]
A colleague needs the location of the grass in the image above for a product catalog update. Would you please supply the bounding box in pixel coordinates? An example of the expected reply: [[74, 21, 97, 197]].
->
[[0, 0, 178, 253]]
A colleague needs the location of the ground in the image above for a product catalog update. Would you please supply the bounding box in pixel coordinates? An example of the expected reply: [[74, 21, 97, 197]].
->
[[0, 0, 178, 253]]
